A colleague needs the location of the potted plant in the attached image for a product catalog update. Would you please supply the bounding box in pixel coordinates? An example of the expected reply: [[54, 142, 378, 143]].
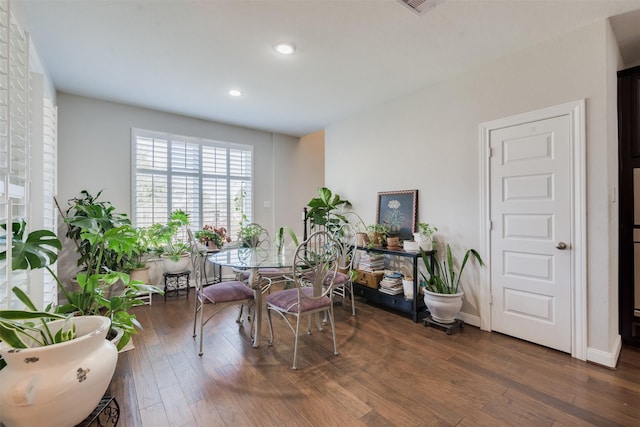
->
[[0, 221, 120, 427], [63, 190, 134, 275], [419, 244, 484, 324], [415, 222, 438, 251], [238, 223, 267, 248], [366, 223, 389, 247], [194, 225, 231, 250], [122, 226, 154, 284], [306, 187, 355, 234], [57, 213, 164, 349], [145, 209, 191, 273]]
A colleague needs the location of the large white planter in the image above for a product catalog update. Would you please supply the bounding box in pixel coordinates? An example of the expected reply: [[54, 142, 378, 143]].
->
[[162, 253, 191, 273], [0, 316, 118, 427], [423, 289, 464, 324]]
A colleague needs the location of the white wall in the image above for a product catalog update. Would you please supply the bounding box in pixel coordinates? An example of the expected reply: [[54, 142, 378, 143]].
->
[[325, 20, 620, 363], [56, 93, 322, 282], [271, 130, 324, 239]]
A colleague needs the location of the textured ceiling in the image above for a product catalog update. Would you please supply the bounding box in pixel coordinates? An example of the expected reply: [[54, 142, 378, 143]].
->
[[18, 0, 640, 137]]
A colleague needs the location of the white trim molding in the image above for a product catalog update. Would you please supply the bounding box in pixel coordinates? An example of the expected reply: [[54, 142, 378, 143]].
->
[[479, 100, 587, 361], [587, 335, 622, 369]]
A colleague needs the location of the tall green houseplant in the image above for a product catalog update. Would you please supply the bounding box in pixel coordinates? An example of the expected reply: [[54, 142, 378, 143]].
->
[[420, 244, 484, 294], [306, 187, 353, 234], [63, 190, 135, 274]]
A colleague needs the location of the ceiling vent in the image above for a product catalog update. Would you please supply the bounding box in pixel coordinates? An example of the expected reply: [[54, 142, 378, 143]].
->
[[397, 0, 445, 15]]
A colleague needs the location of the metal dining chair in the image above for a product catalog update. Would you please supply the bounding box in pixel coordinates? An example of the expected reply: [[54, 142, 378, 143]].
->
[[265, 230, 340, 369], [329, 223, 358, 316], [187, 230, 255, 356]]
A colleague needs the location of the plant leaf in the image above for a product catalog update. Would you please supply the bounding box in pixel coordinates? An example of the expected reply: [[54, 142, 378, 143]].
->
[[0, 221, 61, 271]]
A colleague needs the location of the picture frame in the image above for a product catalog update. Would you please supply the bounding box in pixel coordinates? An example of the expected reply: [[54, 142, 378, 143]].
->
[[376, 190, 418, 241]]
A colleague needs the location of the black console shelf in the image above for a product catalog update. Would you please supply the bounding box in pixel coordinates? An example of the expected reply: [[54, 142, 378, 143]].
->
[[353, 246, 434, 322]]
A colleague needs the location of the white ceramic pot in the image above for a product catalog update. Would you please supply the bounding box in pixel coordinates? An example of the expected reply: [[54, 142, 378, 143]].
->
[[403, 241, 420, 252], [413, 233, 432, 251], [423, 289, 464, 324], [0, 316, 118, 427], [402, 279, 414, 299], [162, 253, 191, 273]]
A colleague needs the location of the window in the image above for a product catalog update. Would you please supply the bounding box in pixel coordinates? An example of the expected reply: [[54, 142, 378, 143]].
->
[[132, 129, 253, 237]]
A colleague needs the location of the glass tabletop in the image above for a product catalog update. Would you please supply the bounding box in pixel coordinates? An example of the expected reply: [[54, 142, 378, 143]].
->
[[207, 246, 296, 269]]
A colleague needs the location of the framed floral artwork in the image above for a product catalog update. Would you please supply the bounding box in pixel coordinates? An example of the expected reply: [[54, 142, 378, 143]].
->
[[376, 190, 418, 241]]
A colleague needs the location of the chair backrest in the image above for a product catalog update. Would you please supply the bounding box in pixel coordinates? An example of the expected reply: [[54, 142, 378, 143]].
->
[[293, 230, 340, 298], [187, 229, 205, 292], [333, 223, 358, 272], [239, 222, 270, 250]]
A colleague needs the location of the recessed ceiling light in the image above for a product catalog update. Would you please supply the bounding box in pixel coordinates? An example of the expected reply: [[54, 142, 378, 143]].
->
[[228, 89, 242, 97], [273, 42, 296, 55]]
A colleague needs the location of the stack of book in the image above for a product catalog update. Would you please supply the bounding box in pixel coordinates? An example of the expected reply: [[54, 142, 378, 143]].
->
[[358, 253, 384, 272], [379, 270, 403, 295]]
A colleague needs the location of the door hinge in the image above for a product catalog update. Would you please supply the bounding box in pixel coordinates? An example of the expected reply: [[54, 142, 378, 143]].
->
[[489, 294, 493, 305], [489, 220, 493, 231], [488, 147, 493, 158]]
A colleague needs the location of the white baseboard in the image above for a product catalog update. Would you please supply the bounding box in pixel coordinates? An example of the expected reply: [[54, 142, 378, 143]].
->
[[457, 312, 481, 328], [586, 335, 622, 368]]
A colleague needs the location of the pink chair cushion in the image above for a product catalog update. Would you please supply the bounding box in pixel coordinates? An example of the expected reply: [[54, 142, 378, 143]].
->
[[200, 281, 254, 304], [266, 287, 331, 313]]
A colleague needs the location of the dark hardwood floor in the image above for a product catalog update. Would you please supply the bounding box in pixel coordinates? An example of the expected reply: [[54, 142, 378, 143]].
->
[[109, 292, 640, 426]]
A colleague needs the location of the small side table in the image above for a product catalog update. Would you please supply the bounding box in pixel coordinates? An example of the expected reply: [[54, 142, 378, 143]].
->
[[163, 270, 190, 301]]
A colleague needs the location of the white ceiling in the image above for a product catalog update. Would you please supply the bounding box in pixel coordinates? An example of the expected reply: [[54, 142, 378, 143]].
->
[[18, 0, 640, 137]]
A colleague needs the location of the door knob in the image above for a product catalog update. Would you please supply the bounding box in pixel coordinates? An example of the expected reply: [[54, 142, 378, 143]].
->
[[555, 241, 567, 250]]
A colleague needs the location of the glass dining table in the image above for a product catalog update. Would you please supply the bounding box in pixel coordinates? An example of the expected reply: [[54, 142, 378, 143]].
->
[[207, 245, 295, 347]]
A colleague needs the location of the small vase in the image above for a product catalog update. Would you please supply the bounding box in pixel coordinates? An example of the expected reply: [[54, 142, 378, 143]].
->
[[402, 278, 414, 299], [206, 241, 219, 250], [413, 233, 432, 251]]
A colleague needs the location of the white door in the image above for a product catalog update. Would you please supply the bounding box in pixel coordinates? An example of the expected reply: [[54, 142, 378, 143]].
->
[[489, 114, 572, 353]]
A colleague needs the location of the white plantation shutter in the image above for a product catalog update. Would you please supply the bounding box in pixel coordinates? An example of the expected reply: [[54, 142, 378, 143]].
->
[[0, 0, 9, 309], [132, 128, 253, 235], [1, 0, 32, 310], [41, 96, 57, 307], [134, 135, 169, 227]]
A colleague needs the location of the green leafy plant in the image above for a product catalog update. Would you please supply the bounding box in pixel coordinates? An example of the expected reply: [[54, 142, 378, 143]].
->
[[366, 223, 389, 234], [3, 216, 162, 351], [306, 187, 352, 233], [63, 190, 134, 274], [417, 222, 438, 237], [145, 209, 191, 261], [420, 244, 484, 294], [274, 226, 299, 251], [194, 225, 231, 248], [238, 223, 266, 248], [0, 289, 73, 348], [365, 223, 389, 248], [121, 226, 154, 272], [194, 228, 222, 246], [56, 269, 160, 349], [0, 221, 74, 349]]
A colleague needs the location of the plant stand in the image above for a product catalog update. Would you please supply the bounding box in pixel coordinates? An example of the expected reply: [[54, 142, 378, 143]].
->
[[163, 270, 191, 301], [75, 395, 119, 426], [422, 313, 464, 335]]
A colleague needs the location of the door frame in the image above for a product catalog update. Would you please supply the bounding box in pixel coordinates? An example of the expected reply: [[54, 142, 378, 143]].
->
[[479, 100, 587, 361]]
